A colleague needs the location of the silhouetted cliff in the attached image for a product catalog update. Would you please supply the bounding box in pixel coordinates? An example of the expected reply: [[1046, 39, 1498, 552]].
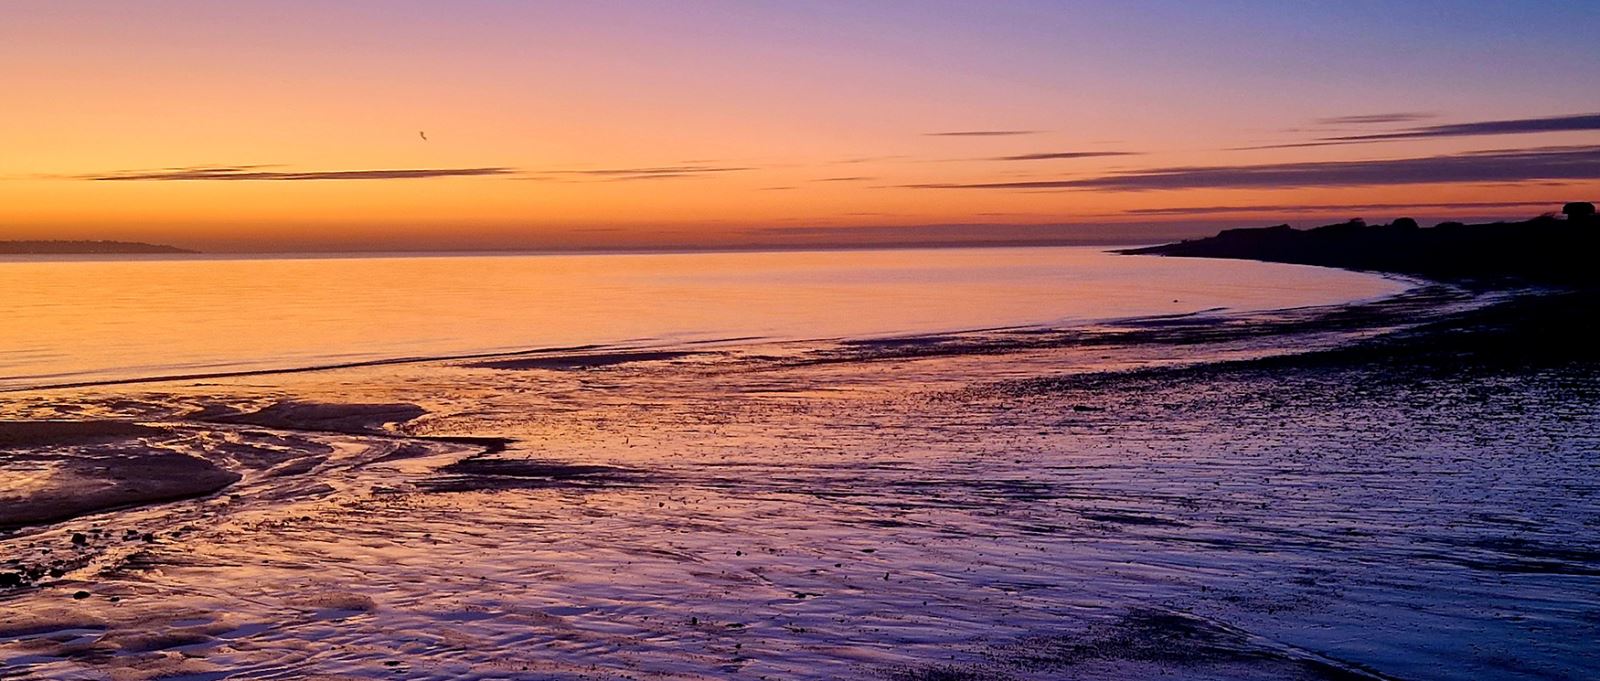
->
[[1124, 207, 1599, 287]]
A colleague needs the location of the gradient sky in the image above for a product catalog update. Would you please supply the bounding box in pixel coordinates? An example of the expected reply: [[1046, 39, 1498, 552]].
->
[[3, 1, 1598, 251]]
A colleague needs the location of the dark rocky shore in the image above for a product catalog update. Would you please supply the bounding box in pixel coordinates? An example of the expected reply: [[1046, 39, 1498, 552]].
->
[[1123, 203, 1599, 287], [1123, 203, 1600, 371]]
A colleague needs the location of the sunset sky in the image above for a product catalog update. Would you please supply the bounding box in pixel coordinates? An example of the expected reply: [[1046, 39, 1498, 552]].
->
[[3, 1, 1598, 251]]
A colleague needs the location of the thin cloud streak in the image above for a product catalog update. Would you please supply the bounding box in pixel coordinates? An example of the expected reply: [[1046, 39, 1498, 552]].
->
[[80, 164, 760, 183], [1244, 112, 1600, 149], [831, 155, 909, 165], [1232, 140, 1366, 150], [1314, 112, 1438, 126], [85, 166, 517, 181], [526, 165, 754, 182], [1327, 112, 1600, 142], [906, 145, 1600, 191], [988, 151, 1140, 161], [925, 130, 1042, 137]]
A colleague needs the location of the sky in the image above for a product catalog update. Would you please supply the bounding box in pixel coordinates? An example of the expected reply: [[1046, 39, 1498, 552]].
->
[[2, 0, 1598, 252]]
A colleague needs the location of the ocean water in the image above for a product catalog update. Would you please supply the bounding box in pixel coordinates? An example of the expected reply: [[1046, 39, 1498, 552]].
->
[[3, 249, 1596, 681], [0, 247, 1408, 390]]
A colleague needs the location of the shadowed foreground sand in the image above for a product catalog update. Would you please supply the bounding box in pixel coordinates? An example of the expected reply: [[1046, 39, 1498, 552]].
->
[[0, 422, 239, 529]]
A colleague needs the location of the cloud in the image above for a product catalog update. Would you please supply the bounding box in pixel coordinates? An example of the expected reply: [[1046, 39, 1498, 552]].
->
[[987, 151, 1140, 161], [527, 165, 754, 181], [1124, 199, 1570, 216], [905, 145, 1600, 191], [811, 176, 876, 182], [1326, 112, 1600, 142], [84, 166, 517, 181], [829, 155, 909, 165], [1314, 112, 1438, 126], [1245, 112, 1600, 149], [925, 130, 1042, 137], [78, 163, 756, 183]]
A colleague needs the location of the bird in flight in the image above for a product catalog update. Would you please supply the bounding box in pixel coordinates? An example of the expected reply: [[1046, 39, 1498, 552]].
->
[[419, 131, 428, 142]]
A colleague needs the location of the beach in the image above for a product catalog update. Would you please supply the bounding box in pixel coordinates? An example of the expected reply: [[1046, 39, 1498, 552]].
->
[[2, 254, 1596, 680], [10, 2, 1600, 678]]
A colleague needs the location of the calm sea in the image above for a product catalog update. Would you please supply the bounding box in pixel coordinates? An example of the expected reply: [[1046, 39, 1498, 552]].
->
[[0, 246, 1408, 390]]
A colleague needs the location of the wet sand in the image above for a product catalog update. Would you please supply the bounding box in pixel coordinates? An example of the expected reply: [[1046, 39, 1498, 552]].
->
[[470, 350, 700, 371], [0, 421, 240, 530], [1, 286, 1596, 680]]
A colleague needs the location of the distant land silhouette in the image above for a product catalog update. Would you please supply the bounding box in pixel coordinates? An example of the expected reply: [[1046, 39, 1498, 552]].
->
[[1124, 202, 1599, 287], [0, 240, 196, 255]]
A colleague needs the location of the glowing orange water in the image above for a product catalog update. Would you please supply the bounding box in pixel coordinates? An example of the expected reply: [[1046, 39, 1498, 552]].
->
[[0, 247, 1406, 389]]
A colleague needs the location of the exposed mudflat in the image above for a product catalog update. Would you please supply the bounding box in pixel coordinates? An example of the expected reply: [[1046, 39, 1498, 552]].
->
[[0, 421, 240, 530], [1, 287, 1596, 680], [470, 351, 701, 371]]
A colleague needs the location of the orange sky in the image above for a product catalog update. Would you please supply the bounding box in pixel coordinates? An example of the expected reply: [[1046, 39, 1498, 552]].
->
[[3, 2, 1597, 251]]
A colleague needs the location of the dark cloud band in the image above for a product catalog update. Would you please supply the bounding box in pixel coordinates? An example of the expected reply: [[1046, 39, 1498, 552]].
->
[[1125, 199, 1571, 216], [1326, 112, 1600, 142], [907, 145, 1600, 191], [1247, 112, 1600, 149]]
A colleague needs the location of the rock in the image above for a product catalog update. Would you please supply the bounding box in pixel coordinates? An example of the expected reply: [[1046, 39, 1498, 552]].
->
[[72, 590, 90, 600], [70, 533, 88, 546]]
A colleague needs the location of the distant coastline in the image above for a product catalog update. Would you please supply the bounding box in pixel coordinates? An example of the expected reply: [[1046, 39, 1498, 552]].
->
[[1123, 203, 1599, 287], [0, 240, 196, 255]]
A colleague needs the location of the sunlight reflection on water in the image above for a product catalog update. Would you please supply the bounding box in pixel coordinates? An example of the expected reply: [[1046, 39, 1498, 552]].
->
[[0, 247, 1407, 389]]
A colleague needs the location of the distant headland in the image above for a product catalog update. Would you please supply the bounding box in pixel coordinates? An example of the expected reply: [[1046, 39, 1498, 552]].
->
[[1124, 202, 1599, 287], [0, 240, 196, 255]]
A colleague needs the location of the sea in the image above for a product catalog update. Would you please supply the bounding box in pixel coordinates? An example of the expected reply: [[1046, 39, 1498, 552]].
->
[[2, 246, 1596, 681], [0, 246, 1405, 390]]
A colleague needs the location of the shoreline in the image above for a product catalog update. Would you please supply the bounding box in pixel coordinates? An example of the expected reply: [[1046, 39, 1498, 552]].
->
[[1, 268, 1425, 394], [0, 278, 1515, 536], [1123, 212, 1600, 288], [1, 256, 1595, 679]]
